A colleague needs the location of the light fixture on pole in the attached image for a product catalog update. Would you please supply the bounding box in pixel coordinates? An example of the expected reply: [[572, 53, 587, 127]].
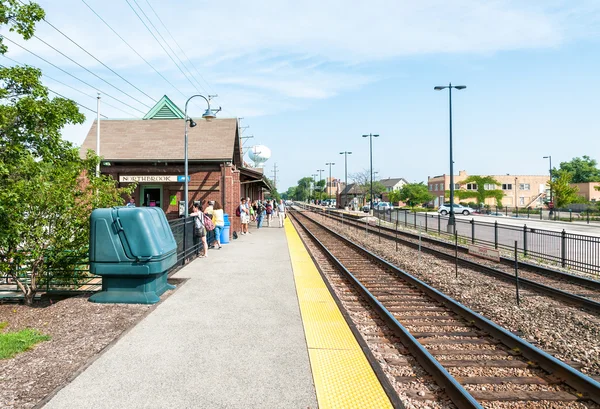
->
[[317, 169, 325, 201], [434, 83, 466, 233], [325, 162, 335, 199], [543, 155, 553, 206], [362, 133, 379, 212], [311, 173, 318, 202], [184, 94, 221, 217], [339, 151, 352, 207]]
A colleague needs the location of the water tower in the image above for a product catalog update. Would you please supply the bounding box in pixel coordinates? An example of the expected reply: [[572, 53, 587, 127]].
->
[[248, 145, 271, 168]]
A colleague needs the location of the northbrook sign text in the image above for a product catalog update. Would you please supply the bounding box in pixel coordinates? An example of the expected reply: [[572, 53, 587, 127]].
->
[[119, 175, 190, 183]]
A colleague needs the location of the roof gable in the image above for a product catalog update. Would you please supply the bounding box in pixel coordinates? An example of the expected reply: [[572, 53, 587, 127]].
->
[[143, 95, 185, 120]]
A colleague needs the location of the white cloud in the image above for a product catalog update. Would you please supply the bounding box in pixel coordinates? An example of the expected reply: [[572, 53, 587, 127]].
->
[[2, 0, 599, 125]]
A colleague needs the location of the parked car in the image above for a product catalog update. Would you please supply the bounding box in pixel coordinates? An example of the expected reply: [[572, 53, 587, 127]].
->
[[375, 202, 392, 211], [361, 205, 371, 213], [437, 203, 474, 216]]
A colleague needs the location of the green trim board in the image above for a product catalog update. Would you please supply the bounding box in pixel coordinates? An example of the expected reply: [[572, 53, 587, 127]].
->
[[143, 95, 185, 120]]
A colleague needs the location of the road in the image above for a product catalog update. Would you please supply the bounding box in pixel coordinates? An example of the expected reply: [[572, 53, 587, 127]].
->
[[369, 209, 600, 275]]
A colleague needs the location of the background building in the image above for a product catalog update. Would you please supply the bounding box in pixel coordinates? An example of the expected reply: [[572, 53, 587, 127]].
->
[[427, 170, 549, 208], [80, 95, 272, 234]]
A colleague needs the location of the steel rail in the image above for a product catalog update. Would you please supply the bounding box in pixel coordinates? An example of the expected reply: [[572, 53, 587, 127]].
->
[[292, 209, 600, 404], [306, 206, 600, 313], [290, 211, 484, 409], [326, 207, 600, 290]]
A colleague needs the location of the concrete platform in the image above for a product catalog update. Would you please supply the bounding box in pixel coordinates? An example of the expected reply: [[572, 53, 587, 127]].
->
[[43, 224, 318, 409]]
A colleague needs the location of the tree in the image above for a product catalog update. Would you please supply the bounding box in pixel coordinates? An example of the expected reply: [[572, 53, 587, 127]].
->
[[388, 189, 402, 205], [548, 170, 584, 208], [281, 186, 296, 200], [350, 169, 385, 202], [452, 176, 504, 207], [0, 2, 133, 304], [556, 156, 600, 183], [399, 183, 434, 208], [296, 177, 312, 201]]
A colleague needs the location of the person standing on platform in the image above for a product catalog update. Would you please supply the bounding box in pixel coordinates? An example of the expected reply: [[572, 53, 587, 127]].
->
[[211, 201, 224, 249], [255, 200, 265, 228], [204, 201, 215, 248], [277, 199, 286, 227], [266, 200, 273, 227], [239, 198, 249, 235], [190, 202, 208, 258]]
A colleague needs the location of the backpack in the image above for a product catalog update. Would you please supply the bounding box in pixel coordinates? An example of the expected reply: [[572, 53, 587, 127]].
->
[[194, 216, 205, 237], [266, 205, 272, 214], [203, 213, 215, 231], [236, 205, 241, 217]]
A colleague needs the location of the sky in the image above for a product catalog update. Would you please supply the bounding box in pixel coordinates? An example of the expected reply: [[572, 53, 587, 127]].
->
[[2, 0, 600, 191]]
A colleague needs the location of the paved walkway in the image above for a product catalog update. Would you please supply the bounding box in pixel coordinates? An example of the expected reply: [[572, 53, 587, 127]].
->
[[44, 225, 317, 409]]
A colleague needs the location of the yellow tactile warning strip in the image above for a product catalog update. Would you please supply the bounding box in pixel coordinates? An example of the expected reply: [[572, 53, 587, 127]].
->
[[284, 219, 393, 409]]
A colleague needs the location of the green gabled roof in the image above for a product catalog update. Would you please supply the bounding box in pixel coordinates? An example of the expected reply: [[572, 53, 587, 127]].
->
[[143, 95, 185, 119]]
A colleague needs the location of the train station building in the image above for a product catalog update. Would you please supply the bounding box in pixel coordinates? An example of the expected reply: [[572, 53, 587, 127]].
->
[[80, 95, 273, 233]]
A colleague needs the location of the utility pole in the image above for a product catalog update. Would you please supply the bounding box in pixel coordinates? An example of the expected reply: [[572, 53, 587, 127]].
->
[[271, 163, 278, 190], [317, 169, 325, 201], [96, 93, 101, 177]]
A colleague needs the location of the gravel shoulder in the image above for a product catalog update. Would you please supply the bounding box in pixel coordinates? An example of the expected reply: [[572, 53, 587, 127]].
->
[[313, 212, 600, 377], [0, 292, 169, 409]]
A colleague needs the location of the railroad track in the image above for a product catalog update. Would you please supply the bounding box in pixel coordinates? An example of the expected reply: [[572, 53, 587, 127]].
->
[[301, 205, 600, 313], [290, 210, 600, 408]]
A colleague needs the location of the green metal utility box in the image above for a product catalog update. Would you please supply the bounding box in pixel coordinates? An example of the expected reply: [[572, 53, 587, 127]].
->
[[89, 207, 177, 304]]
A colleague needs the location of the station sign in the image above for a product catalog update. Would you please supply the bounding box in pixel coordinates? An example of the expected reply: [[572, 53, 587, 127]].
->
[[468, 245, 500, 262], [119, 175, 190, 183]]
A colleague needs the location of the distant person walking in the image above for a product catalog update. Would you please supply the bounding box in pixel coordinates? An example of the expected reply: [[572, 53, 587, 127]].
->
[[277, 200, 286, 227], [211, 201, 224, 249]]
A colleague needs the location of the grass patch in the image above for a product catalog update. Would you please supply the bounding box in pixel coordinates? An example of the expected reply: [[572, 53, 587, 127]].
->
[[0, 328, 51, 359], [0, 321, 7, 331]]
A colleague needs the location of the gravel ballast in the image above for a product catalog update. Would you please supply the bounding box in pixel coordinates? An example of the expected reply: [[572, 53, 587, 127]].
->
[[311, 211, 600, 377]]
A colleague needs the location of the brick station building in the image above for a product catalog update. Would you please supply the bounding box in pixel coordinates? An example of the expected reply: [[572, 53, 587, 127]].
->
[[80, 95, 272, 234]]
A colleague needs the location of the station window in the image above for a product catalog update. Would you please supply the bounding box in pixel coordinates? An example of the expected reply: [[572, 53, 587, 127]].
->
[[484, 184, 496, 190], [519, 183, 530, 190], [466, 183, 477, 190], [454, 184, 460, 189], [502, 183, 512, 190]]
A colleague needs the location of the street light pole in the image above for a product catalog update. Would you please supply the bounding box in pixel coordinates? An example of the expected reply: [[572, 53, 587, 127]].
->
[[311, 173, 318, 202], [434, 83, 466, 233], [325, 162, 335, 199], [317, 169, 325, 201], [362, 133, 379, 212], [543, 155, 553, 204], [339, 151, 352, 206], [184, 94, 221, 217]]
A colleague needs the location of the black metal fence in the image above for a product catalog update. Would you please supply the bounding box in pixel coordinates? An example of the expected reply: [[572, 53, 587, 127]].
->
[[0, 217, 201, 297], [463, 205, 600, 224], [371, 209, 600, 275]]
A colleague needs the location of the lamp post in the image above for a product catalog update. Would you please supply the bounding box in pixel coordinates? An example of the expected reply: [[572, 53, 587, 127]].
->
[[434, 83, 466, 233], [317, 169, 325, 202], [339, 151, 352, 207], [362, 133, 379, 212], [543, 155, 553, 204], [184, 94, 221, 217], [311, 173, 318, 202], [325, 162, 335, 199]]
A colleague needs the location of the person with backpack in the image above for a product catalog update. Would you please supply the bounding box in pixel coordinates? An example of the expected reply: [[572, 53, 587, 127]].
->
[[255, 200, 265, 228], [190, 202, 208, 258], [265, 200, 273, 227]]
